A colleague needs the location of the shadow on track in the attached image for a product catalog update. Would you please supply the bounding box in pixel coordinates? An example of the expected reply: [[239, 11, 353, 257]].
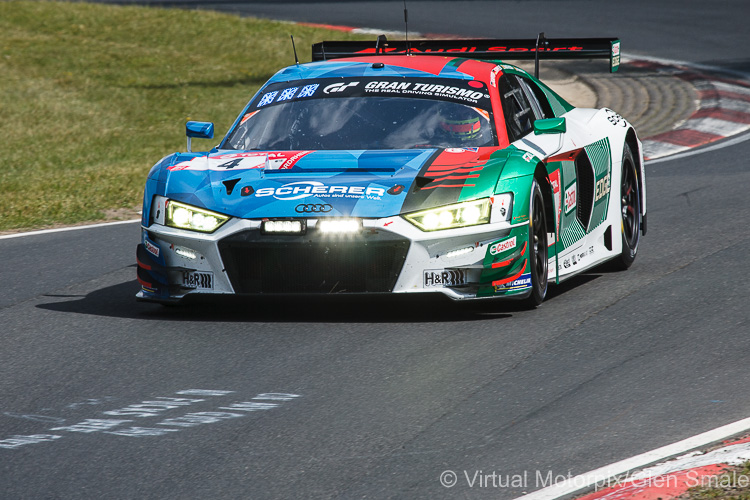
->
[[34, 279, 506, 323], [35, 271, 602, 323]]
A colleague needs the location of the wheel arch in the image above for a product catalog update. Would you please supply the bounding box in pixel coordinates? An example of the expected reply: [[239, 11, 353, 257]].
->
[[534, 163, 555, 236], [624, 127, 646, 235]]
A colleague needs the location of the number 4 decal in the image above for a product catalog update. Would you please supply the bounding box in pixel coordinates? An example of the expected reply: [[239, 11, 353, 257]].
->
[[219, 159, 243, 169]]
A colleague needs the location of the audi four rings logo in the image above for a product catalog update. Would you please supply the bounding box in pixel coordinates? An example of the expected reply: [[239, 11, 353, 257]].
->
[[295, 203, 333, 213]]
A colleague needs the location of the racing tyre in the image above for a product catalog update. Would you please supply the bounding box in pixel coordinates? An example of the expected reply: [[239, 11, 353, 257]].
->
[[613, 144, 641, 270], [522, 180, 548, 307]]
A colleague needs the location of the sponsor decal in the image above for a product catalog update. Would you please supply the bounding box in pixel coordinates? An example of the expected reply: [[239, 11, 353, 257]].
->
[[492, 194, 512, 220], [182, 271, 213, 290], [424, 269, 467, 288], [363, 80, 487, 104], [565, 183, 576, 214], [561, 245, 595, 269], [490, 65, 502, 87], [489, 236, 517, 256], [323, 81, 360, 94], [523, 152, 535, 162], [387, 184, 405, 195], [168, 151, 311, 172], [595, 173, 611, 202], [494, 273, 532, 291], [364, 81, 411, 91], [279, 150, 312, 169], [549, 169, 561, 241], [611, 41, 621, 71], [257, 84, 319, 107], [355, 45, 585, 56], [568, 246, 595, 266], [445, 147, 479, 154], [255, 77, 491, 109], [257, 91, 278, 107], [241, 186, 254, 197], [152, 197, 165, 225], [294, 203, 332, 213], [254, 181, 385, 201], [144, 239, 160, 258]]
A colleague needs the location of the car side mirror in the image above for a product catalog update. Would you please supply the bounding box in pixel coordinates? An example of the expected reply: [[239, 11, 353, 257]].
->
[[186, 121, 214, 152], [534, 117, 566, 135]]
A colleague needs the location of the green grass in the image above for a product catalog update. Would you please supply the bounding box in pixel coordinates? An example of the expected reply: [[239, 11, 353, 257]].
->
[[684, 462, 750, 500], [0, 1, 373, 231]]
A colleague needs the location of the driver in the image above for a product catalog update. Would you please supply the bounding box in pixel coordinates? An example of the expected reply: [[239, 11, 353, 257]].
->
[[439, 107, 483, 143]]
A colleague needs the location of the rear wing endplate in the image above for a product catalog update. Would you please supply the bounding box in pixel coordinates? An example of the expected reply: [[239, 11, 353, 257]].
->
[[312, 33, 621, 77]]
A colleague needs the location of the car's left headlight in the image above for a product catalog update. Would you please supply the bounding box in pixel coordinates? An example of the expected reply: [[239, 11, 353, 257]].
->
[[165, 200, 229, 233], [403, 198, 492, 231]]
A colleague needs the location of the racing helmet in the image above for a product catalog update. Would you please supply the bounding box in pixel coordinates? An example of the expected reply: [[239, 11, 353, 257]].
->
[[439, 106, 482, 142]]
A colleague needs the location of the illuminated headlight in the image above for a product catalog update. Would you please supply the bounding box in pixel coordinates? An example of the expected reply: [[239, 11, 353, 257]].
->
[[404, 198, 491, 231], [262, 220, 306, 234], [165, 200, 229, 233], [318, 218, 362, 234], [444, 246, 475, 259], [174, 246, 198, 260]]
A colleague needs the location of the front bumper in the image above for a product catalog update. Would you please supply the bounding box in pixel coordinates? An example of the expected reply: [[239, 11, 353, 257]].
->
[[136, 215, 532, 303]]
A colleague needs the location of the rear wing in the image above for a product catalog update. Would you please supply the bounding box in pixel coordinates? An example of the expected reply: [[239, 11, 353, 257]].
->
[[312, 33, 621, 77]]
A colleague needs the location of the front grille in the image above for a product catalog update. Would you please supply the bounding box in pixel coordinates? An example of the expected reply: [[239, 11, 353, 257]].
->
[[218, 231, 409, 294]]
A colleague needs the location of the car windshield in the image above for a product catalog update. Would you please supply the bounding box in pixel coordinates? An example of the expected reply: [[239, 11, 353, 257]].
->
[[223, 77, 496, 150]]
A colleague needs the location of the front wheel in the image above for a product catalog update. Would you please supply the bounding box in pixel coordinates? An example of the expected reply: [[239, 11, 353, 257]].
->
[[613, 144, 641, 270], [522, 180, 549, 307]]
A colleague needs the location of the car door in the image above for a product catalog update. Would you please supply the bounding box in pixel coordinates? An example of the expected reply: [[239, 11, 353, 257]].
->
[[515, 74, 614, 276]]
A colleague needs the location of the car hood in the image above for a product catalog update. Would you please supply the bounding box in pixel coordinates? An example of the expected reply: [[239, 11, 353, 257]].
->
[[158, 148, 515, 218]]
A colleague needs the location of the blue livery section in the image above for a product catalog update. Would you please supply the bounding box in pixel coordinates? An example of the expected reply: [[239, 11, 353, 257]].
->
[[141, 58, 502, 225], [150, 149, 436, 219]]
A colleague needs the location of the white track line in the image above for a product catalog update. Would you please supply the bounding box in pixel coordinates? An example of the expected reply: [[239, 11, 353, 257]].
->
[[0, 219, 141, 241], [515, 415, 750, 500]]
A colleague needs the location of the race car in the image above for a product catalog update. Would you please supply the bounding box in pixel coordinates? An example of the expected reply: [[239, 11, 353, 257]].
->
[[136, 35, 646, 307]]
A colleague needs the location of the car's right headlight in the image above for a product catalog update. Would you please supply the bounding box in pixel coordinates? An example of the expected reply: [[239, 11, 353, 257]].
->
[[165, 200, 229, 233], [403, 198, 492, 231]]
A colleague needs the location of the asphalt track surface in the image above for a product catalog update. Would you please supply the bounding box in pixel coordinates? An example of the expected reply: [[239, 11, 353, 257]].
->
[[2, 1, 750, 499]]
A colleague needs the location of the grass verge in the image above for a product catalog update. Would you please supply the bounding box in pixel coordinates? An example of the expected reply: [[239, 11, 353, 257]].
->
[[0, 1, 372, 231], [682, 462, 750, 500]]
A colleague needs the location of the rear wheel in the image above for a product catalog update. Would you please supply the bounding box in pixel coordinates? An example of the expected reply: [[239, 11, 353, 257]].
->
[[522, 180, 548, 307], [613, 144, 641, 270]]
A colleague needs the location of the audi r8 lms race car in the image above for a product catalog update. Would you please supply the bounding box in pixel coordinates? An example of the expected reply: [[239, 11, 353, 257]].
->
[[136, 35, 646, 307]]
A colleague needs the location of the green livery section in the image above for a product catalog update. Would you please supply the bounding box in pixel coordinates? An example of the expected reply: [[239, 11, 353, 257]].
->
[[429, 134, 615, 298]]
